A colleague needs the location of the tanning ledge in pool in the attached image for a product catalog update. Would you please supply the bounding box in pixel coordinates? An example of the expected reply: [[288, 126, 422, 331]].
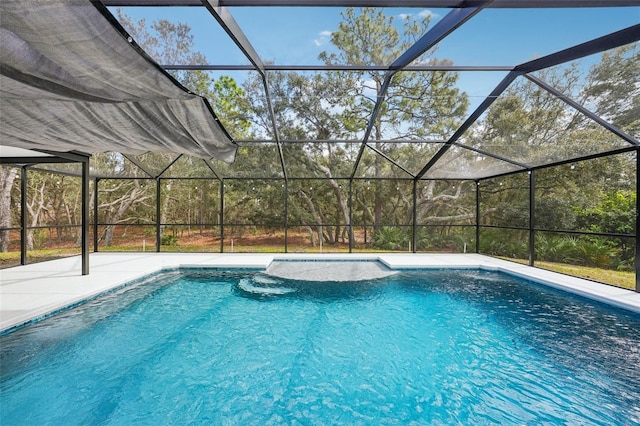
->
[[263, 259, 398, 282]]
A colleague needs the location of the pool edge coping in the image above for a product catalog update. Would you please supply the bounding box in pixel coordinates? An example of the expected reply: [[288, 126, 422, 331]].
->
[[1, 253, 638, 334]]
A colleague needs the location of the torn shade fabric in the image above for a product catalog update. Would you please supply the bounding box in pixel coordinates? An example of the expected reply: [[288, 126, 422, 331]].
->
[[0, 0, 237, 163]]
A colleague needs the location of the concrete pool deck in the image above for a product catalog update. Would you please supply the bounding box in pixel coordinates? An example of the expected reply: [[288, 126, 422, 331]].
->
[[1, 253, 639, 332]]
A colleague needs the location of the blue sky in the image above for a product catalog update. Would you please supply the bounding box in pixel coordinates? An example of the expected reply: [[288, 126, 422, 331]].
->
[[112, 5, 639, 67], [111, 5, 639, 112]]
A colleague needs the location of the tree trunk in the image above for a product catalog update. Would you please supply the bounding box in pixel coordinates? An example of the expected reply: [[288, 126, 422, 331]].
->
[[298, 190, 324, 245], [304, 148, 352, 244], [25, 179, 48, 251], [0, 167, 18, 252], [303, 224, 316, 247], [373, 146, 383, 233], [160, 180, 171, 236], [101, 180, 152, 247]]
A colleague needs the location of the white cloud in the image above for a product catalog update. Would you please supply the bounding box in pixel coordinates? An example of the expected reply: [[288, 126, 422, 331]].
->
[[398, 9, 439, 21], [313, 30, 333, 47], [419, 9, 438, 20]]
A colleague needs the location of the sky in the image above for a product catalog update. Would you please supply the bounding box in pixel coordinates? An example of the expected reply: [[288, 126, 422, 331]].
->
[[110, 5, 639, 110], [111, 5, 639, 66]]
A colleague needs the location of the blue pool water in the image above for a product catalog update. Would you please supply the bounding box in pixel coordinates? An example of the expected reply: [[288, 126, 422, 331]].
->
[[1, 268, 639, 425]]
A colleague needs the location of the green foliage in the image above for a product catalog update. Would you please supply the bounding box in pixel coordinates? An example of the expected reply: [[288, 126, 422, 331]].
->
[[535, 234, 625, 270], [534, 198, 576, 231], [578, 238, 621, 269], [115, 10, 207, 85], [583, 43, 639, 138], [573, 190, 636, 265], [480, 228, 528, 259], [535, 234, 582, 264], [319, 8, 468, 141], [210, 75, 253, 139], [480, 174, 529, 228], [160, 234, 178, 246], [574, 190, 635, 235], [417, 227, 474, 252], [372, 226, 410, 251]]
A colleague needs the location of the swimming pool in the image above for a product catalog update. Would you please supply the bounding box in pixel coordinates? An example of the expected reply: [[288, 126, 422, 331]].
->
[[1, 267, 639, 424]]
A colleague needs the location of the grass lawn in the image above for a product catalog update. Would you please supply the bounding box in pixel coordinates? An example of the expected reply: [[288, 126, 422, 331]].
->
[[535, 261, 635, 290], [497, 257, 635, 289]]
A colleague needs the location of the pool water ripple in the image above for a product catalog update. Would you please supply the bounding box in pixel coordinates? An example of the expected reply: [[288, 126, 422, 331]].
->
[[1, 269, 639, 425]]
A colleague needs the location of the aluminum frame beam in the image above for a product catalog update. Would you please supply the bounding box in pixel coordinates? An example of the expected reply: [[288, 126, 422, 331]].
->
[[262, 74, 288, 181], [158, 154, 183, 177], [416, 24, 640, 179], [9, 154, 91, 274], [203, 159, 223, 181], [200, 0, 265, 74], [451, 142, 530, 169], [524, 74, 640, 147], [162, 65, 514, 72], [0, 157, 76, 165], [199, 1, 287, 179], [103, 1, 640, 8], [236, 139, 449, 144], [475, 146, 637, 182], [415, 71, 518, 179], [363, 143, 416, 178], [20, 167, 27, 265], [350, 2, 490, 179], [390, 5, 488, 71], [349, 75, 394, 179], [514, 24, 640, 74], [1, 150, 92, 165], [121, 154, 158, 178], [81, 158, 90, 275]]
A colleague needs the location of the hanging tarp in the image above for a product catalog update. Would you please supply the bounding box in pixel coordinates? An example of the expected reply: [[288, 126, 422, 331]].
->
[[0, 0, 237, 162]]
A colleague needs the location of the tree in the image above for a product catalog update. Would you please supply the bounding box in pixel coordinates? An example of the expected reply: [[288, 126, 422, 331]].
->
[[103, 12, 245, 246], [0, 166, 18, 252], [583, 42, 639, 139], [234, 9, 471, 247], [466, 44, 637, 264], [319, 8, 469, 235], [209, 75, 253, 140]]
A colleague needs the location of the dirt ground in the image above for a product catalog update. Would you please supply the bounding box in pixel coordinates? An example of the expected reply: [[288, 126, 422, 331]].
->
[[3, 228, 356, 252]]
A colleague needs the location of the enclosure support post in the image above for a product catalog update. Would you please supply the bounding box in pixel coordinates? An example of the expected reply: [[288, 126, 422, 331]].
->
[[20, 166, 27, 266], [475, 181, 480, 254], [349, 179, 353, 253], [220, 179, 225, 253], [93, 178, 99, 252], [155, 178, 161, 252], [284, 180, 288, 253], [529, 171, 535, 267], [412, 179, 417, 253], [636, 148, 639, 292], [81, 157, 90, 275]]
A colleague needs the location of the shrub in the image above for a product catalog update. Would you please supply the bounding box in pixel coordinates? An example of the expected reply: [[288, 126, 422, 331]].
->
[[535, 234, 581, 264], [417, 227, 473, 252], [160, 234, 178, 246], [479, 228, 528, 259], [372, 226, 410, 251], [536, 234, 623, 269], [578, 237, 620, 268]]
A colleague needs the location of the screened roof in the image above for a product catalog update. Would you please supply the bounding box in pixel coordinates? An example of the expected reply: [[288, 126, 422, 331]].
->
[[1, 1, 639, 180]]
